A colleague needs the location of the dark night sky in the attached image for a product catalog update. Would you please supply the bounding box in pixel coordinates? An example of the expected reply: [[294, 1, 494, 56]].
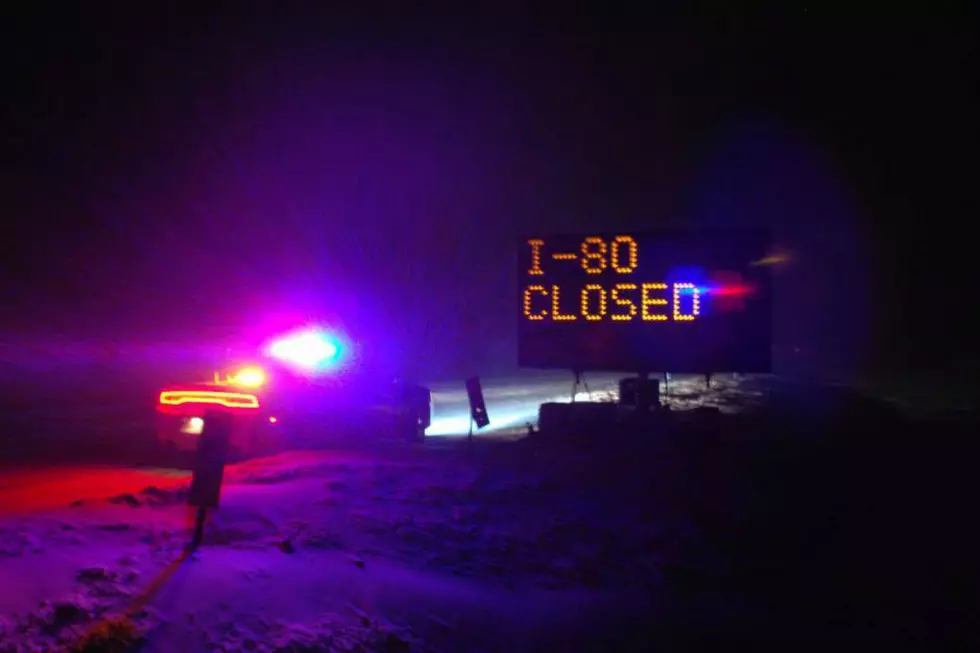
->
[[2, 7, 977, 381]]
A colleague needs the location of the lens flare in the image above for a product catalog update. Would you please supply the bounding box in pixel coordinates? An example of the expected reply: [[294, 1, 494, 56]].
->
[[704, 271, 757, 312], [750, 247, 793, 267]]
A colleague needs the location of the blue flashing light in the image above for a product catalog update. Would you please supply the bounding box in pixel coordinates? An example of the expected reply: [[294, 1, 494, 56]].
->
[[265, 329, 345, 372]]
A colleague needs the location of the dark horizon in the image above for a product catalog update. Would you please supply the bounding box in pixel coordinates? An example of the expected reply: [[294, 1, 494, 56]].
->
[[2, 9, 977, 382]]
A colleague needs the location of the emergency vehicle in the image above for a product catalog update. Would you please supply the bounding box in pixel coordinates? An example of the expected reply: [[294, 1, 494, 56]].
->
[[155, 327, 431, 459]]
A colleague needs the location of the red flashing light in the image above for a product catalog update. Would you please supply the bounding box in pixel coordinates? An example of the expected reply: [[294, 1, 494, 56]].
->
[[708, 271, 757, 312]]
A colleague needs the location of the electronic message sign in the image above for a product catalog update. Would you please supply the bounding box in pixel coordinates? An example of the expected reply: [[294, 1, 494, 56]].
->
[[517, 230, 772, 372]]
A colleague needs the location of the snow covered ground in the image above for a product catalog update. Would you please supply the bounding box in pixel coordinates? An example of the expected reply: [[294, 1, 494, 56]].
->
[[0, 441, 675, 652], [1, 377, 974, 652]]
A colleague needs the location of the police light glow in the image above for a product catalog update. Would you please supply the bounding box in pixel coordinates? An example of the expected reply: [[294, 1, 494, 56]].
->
[[266, 329, 343, 370]]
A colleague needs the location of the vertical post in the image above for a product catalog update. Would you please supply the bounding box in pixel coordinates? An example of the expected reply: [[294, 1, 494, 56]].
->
[[187, 411, 232, 549]]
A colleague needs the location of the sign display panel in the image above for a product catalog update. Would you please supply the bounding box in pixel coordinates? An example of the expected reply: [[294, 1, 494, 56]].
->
[[517, 230, 772, 372]]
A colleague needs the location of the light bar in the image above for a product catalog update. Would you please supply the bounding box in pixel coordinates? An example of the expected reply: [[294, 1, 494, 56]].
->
[[159, 390, 260, 409], [266, 328, 342, 370]]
